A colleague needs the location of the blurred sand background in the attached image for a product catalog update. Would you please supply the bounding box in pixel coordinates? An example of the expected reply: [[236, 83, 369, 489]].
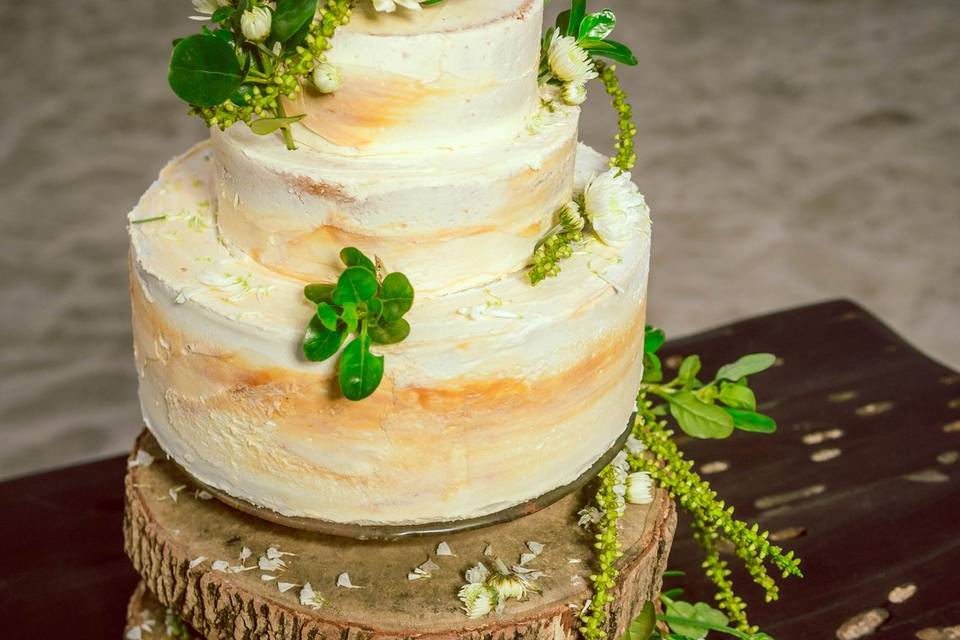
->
[[0, 0, 958, 479]]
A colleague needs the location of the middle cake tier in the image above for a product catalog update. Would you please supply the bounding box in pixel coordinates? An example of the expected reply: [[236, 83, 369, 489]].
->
[[129, 142, 650, 526], [210, 104, 579, 297]]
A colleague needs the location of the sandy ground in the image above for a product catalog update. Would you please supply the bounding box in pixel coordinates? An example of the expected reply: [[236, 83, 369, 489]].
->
[[1, 0, 958, 479]]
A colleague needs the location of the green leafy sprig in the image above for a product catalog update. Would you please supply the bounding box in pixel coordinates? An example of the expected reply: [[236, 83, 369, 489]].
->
[[579, 329, 802, 640], [640, 328, 778, 439], [168, 0, 353, 149], [301, 247, 414, 401], [541, 0, 638, 76]]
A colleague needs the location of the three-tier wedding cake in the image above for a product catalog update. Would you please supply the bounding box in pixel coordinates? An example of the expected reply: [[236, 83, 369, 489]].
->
[[128, 0, 650, 527]]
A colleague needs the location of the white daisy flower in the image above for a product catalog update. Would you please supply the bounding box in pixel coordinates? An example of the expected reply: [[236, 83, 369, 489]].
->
[[583, 169, 651, 248], [626, 471, 655, 505], [241, 7, 271, 42], [372, 0, 423, 12], [547, 32, 598, 84], [191, 0, 219, 14], [458, 582, 498, 619]]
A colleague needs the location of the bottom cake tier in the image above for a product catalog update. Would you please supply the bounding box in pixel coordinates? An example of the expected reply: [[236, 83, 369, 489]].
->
[[128, 142, 651, 526]]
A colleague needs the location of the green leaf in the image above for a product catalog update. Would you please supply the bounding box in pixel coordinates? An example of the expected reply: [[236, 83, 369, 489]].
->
[[333, 267, 378, 305], [315, 302, 339, 332], [302, 316, 345, 362], [368, 318, 410, 345], [339, 335, 384, 401], [339, 247, 376, 274], [566, 0, 587, 37], [663, 570, 686, 577], [168, 34, 244, 107], [554, 11, 570, 35], [725, 408, 777, 433], [642, 351, 663, 383], [249, 114, 305, 135], [620, 601, 656, 640], [714, 353, 777, 382], [579, 38, 638, 65], [718, 381, 757, 410], [210, 6, 236, 23], [644, 326, 665, 354], [677, 355, 701, 386], [271, 0, 318, 43], [365, 297, 383, 323], [304, 283, 334, 304], [668, 391, 734, 439], [578, 10, 616, 41], [379, 272, 415, 322], [664, 601, 729, 640], [340, 302, 359, 334]]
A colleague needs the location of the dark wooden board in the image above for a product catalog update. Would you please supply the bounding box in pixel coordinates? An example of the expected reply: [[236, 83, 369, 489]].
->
[[660, 299, 960, 637], [1, 299, 958, 638]]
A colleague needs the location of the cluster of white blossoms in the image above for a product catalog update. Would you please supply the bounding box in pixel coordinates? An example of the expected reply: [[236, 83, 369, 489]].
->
[[545, 31, 598, 106], [372, 0, 424, 12], [582, 168, 652, 248]]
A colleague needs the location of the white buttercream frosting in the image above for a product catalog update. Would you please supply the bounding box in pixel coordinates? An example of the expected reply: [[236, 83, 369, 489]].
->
[[285, 0, 543, 152], [211, 102, 579, 296], [128, 143, 651, 525]]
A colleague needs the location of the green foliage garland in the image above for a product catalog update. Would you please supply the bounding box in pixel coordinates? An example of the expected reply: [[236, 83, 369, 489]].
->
[[579, 328, 802, 640], [301, 247, 414, 401]]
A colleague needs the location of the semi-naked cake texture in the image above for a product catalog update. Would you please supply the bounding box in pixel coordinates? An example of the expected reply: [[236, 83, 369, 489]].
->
[[128, 0, 651, 525]]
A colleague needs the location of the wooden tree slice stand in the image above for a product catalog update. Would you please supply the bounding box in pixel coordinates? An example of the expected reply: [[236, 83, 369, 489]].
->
[[124, 430, 676, 640]]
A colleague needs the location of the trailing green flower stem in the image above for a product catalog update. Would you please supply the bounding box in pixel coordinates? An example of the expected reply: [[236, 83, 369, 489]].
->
[[692, 519, 755, 634], [579, 394, 802, 640], [578, 463, 624, 639], [630, 398, 803, 596], [597, 62, 637, 172]]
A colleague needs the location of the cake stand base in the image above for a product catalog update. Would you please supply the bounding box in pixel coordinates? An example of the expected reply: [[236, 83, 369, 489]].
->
[[124, 432, 676, 640]]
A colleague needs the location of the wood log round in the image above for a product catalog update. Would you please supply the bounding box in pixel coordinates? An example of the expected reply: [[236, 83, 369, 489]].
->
[[124, 430, 676, 640]]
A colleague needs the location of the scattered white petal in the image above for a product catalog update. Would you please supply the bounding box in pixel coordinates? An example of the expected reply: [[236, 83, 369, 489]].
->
[[168, 484, 187, 503], [419, 559, 440, 573], [239, 547, 252, 561], [483, 544, 495, 557], [519, 552, 537, 566], [527, 541, 545, 556], [259, 557, 286, 572], [299, 582, 324, 610], [266, 546, 295, 560], [261, 574, 276, 581], [125, 627, 142, 640], [465, 562, 490, 585], [336, 572, 363, 589], [195, 489, 214, 500], [277, 582, 297, 593], [128, 449, 155, 469], [189, 556, 207, 569], [568, 559, 582, 564], [212, 560, 230, 573], [436, 541, 455, 557]]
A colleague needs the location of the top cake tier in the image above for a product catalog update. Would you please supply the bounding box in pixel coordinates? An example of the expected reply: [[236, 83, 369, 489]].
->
[[283, 0, 542, 152]]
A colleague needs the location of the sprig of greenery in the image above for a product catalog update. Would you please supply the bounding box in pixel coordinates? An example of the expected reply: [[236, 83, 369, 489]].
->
[[168, 0, 354, 149], [301, 247, 414, 401], [541, 1, 638, 73], [580, 328, 801, 640], [640, 327, 778, 439]]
